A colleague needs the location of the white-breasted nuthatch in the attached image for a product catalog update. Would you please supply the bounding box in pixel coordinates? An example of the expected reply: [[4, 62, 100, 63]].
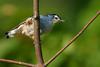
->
[[5, 14, 63, 39]]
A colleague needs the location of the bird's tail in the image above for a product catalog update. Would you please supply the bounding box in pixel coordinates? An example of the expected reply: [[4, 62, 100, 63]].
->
[[5, 29, 18, 38]]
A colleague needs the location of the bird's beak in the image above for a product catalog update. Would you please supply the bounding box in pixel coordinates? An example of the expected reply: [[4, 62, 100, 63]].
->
[[57, 20, 64, 24], [60, 20, 64, 22], [58, 20, 64, 23]]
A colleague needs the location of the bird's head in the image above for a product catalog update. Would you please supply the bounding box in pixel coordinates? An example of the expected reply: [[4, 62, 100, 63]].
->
[[48, 14, 64, 24]]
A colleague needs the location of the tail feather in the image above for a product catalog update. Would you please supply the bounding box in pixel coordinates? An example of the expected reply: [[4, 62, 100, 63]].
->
[[5, 29, 17, 38], [5, 32, 8, 35], [5, 32, 10, 38]]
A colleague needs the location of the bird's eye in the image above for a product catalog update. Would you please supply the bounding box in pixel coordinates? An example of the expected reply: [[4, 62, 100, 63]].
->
[[54, 17, 58, 19]]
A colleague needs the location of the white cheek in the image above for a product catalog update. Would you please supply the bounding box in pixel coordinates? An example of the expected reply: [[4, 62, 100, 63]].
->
[[53, 20, 58, 23]]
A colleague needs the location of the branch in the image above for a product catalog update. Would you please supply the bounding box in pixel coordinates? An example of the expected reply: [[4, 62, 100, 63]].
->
[[0, 59, 35, 67], [0, 0, 45, 67], [33, 0, 44, 67], [45, 11, 100, 66]]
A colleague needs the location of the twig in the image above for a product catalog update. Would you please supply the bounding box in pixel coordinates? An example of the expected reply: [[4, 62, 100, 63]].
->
[[0, 59, 35, 67], [33, 0, 44, 67], [45, 11, 100, 66]]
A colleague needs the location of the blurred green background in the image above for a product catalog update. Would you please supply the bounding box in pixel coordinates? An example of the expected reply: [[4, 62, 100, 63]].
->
[[0, 0, 100, 67]]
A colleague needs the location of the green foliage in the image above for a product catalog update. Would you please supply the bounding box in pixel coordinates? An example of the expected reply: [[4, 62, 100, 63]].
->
[[0, 0, 100, 67]]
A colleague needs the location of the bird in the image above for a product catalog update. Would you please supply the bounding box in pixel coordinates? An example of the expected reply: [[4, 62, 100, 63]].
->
[[5, 14, 63, 40]]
